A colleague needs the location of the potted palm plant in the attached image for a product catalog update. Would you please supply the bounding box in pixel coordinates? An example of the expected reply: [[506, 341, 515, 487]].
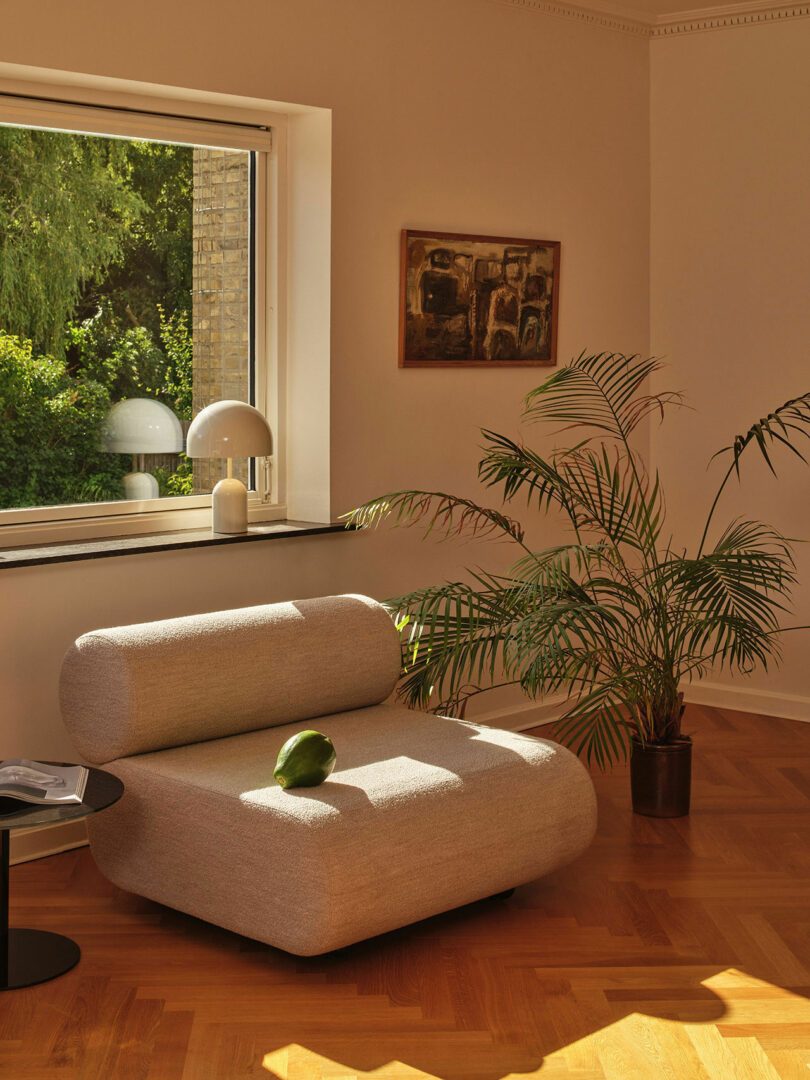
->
[[345, 352, 810, 817]]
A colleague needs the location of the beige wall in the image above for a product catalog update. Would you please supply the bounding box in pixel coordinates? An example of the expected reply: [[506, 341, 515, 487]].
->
[[0, 0, 650, 758], [650, 21, 810, 714]]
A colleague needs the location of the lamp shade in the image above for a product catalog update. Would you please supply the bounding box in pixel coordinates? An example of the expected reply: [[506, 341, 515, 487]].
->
[[186, 400, 273, 459], [102, 398, 184, 454]]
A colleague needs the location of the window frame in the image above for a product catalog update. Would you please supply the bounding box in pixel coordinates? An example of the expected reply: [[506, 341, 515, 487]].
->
[[0, 90, 287, 548]]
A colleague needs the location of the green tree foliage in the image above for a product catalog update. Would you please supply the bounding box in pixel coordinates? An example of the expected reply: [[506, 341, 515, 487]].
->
[[0, 331, 127, 508], [154, 306, 193, 420], [152, 455, 193, 497], [75, 141, 193, 339], [0, 128, 144, 356], [63, 138, 194, 420], [67, 304, 193, 420], [0, 127, 196, 507]]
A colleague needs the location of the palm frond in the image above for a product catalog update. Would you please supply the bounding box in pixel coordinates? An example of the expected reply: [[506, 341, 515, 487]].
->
[[342, 490, 524, 543], [553, 684, 634, 769], [390, 572, 630, 717], [509, 542, 616, 594], [562, 445, 664, 554], [479, 434, 664, 555], [389, 580, 534, 709], [663, 520, 795, 670], [523, 351, 684, 442], [713, 392, 810, 477], [478, 430, 575, 517], [508, 598, 629, 699]]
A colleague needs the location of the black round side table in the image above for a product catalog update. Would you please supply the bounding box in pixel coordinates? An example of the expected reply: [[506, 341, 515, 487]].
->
[[0, 764, 123, 991]]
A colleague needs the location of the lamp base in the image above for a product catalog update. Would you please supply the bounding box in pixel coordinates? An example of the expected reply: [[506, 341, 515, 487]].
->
[[123, 471, 159, 500], [212, 478, 248, 533]]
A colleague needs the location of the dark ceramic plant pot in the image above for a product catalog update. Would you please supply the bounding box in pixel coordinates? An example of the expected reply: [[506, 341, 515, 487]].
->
[[630, 735, 692, 818]]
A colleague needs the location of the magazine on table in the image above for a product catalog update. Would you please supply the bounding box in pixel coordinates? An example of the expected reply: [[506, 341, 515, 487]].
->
[[0, 759, 88, 805]]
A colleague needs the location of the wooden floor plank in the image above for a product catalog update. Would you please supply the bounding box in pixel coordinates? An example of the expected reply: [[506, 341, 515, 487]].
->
[[3, 706, 810, 1078]]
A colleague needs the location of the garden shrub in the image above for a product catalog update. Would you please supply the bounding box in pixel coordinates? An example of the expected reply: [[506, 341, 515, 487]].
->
[[0, 331, 128, 508]]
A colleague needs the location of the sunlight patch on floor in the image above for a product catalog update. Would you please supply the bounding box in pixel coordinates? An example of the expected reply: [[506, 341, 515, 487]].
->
[[538, 968, 810, 1080], [262, 969, 810, 1080], [262, 1046, 443, 1079], [262, 1046, 546, 1080]]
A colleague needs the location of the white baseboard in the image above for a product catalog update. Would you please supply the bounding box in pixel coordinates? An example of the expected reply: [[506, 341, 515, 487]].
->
[[682, 681, 810, 723], [471, 692, 568, 732], [10, 819, 89, 866], [473, 681, 810, 734]]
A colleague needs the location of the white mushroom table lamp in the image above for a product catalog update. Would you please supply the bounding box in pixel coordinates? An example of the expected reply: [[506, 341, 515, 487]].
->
[[186, 400, 273, 534], [102, 398, 184, 500]]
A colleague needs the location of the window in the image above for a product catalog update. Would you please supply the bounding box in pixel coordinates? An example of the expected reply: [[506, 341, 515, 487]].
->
[[0, 93, 282, 545]]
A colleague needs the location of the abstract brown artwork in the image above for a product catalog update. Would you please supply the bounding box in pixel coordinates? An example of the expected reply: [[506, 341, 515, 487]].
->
[[400, 229, 560, 368]]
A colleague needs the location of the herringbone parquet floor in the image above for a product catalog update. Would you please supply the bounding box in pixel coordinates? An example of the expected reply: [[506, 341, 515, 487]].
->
[[3, 704, 810, 1079]]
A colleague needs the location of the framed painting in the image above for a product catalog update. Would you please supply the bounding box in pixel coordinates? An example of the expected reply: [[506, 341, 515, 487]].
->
[[399, 229, 560, 368]]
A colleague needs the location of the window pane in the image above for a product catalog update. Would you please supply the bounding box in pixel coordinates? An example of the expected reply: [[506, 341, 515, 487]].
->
[[0, 125, 253, 510]]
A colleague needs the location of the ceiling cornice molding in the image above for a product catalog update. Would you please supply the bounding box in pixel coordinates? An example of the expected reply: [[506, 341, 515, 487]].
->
[[492, 0, 810, 35], [492, 0, 651, 34], [651, 0, 810, 34]]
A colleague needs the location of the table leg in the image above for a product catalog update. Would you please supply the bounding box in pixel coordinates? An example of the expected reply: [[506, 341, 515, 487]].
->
[[1, 831, 8, 979], [0, 827, 80, 991]]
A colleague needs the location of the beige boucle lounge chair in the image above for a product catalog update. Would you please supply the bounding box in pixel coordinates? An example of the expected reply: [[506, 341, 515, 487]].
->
[[60, 594, 597, 956]]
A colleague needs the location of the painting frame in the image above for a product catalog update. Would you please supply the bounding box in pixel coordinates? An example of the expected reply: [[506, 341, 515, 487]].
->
[[399, 229, 561, 369]]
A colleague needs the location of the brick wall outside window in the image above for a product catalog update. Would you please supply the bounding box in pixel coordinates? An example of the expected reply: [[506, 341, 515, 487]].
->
[[192, 148, 251, 492]]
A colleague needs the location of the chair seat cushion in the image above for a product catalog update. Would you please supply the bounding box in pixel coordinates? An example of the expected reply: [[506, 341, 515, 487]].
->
[[89, 704, 597, 955]]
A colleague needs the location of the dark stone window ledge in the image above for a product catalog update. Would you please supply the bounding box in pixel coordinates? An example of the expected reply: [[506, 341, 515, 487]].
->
[[0, 520, 350, 569]]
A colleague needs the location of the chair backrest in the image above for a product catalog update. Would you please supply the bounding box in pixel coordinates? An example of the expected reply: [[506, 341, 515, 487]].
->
[[60, 594, 401, 764]]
